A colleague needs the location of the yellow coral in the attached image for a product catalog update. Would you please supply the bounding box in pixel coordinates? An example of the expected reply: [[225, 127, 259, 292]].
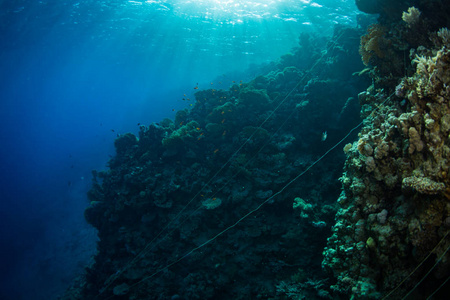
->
[[359, 24, 386, 65], [402, 176, 445, 195], [343, 143, 353, 154], [402, 7, 421, 26]]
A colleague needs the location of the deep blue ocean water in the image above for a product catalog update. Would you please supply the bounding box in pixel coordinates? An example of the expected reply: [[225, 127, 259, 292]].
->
[[0, 1, 359, 299]]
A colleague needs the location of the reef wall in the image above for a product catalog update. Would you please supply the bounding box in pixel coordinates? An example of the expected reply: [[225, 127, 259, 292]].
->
[[322, 1, 450, 298], [62, 25, 371, 299]]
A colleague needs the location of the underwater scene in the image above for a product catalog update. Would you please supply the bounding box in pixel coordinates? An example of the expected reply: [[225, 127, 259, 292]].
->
[[1, 0, 450, 299]]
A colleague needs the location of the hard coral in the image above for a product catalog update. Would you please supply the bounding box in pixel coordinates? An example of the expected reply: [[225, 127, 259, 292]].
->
[[402, 6, 421, 27], [402, 176, 446, 195]]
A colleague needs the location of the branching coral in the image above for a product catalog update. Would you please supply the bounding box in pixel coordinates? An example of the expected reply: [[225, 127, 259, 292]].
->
[[437, 27, 450, 45], [402, 7, 421, 27], [412, 46, 450, 98]]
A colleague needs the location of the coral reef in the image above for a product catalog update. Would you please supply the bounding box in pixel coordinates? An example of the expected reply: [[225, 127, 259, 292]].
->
[[61, 26, 370, 300], [62, 3, 450, 300], [322, 3, 450, 299], [359, 24, 388, 66]]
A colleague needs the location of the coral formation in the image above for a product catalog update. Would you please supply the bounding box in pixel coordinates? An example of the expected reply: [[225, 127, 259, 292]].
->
[[402, 6, 421, 27], [322, 2, 450, 299], [61, 25, 370, 300], [359, 24, 388, 66], [62, 2, 450, 299]]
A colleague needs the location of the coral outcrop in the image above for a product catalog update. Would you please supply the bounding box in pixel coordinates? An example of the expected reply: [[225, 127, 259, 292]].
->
[[322, 2, 450, 299]]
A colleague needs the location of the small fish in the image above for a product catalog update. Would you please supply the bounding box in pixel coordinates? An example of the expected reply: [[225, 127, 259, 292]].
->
[[137, 123, 140, 126], [214, 149, 219, 154], [221, 119, 226, 124], [221, 111, 225, 115], [194, 86, 199, 90], [222, 130, 227, 136], [111, 129, 115, 132], [321, 131, 328, 141], [172, 109, 175, 111], [184, 94, 187, 97], [196, 127, 201, 130]]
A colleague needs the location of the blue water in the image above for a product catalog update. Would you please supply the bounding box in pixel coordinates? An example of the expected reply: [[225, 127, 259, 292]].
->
[[0, 1, 358, 299]]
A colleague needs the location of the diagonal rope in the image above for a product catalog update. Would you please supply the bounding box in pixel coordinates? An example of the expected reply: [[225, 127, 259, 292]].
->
[[381, 230, 450, 300], [401, 232, 450, 300], [426, 274, 450, 300]]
